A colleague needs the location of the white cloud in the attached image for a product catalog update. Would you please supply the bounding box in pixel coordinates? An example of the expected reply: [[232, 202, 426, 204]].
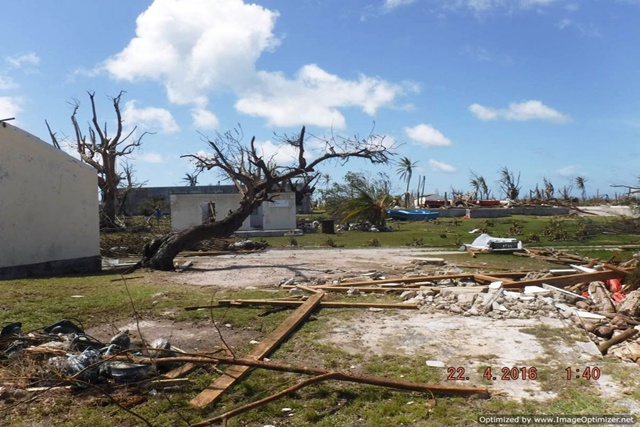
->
[[469, 103, 498, 120], [191, 107, 219, 130], [557, 165, 575, 177], [122, 101, 179, 134], [139, 152, 164, 163], [6, 53, 40, 68], [236, 66, 407, 128], [104, 0, 280, 106], [404, 124, 452, 147], [0, 74, 16, 90], [254, 139, 300, 165], [384, 0, 417, 11], [555, 18, 600, 36], [429, 159, 457, 173], [0, 96, 23, 119], [469, 100, 571, 123], [447, 0, 558, 12], [104, 0, 410, 129]]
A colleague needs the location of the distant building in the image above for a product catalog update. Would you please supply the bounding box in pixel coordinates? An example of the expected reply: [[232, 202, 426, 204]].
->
[[170, 191, 297, 233], [0, 122, 100, 279], [123, 182, 312, 216]]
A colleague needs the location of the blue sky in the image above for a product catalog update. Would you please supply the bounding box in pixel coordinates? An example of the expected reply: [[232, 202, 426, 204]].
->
[[1, 0, 639, 199]]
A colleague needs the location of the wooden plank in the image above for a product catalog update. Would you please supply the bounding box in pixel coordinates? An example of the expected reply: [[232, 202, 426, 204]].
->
[[473, 274, 505, 284], [186, 300, 419, 310], [190, 292, 325, 409], [296, 285, 444, 294], [162, 362, 198, 379], [294, 284, 322, 294], [501, 269, 628, 290], [331, 273, 476, 288]]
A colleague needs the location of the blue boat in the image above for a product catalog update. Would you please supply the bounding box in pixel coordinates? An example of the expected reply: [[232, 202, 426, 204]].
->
[[386, 209, 440, 221]]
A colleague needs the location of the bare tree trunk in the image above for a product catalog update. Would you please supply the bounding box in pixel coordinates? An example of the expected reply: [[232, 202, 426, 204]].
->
[[141, 200, 256, 270]]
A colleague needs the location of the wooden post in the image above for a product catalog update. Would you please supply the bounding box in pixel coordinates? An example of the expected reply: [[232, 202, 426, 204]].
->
[[190, 292, 324, 409]]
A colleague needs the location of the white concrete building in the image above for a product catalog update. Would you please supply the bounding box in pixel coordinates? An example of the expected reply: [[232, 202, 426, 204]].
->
[[0, 122, 100, 279], [171, 191, 297, 234]]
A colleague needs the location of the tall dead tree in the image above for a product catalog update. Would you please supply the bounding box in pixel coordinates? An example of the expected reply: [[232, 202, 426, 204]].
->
[[47, 91, 147, 228], [140, 126, 393, 270]]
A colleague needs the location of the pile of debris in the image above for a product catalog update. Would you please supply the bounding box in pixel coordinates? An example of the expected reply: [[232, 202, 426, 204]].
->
[[277, 260, 640, 362], [1, 319, 182, 389]]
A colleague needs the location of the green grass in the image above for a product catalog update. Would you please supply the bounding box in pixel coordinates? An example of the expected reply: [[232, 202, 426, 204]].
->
[[3, 213, 640, 426], [259, 215, 640, 253], [2, 275, 639, 426]]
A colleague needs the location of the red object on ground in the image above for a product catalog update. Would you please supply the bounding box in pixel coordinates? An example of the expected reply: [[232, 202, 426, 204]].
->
[[606, 278, 622, 292], [611, 291, 626, 302], [581, 290, 590, 298]]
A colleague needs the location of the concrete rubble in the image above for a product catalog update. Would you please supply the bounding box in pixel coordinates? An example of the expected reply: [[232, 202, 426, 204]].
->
[[278, 254, 640, 364]]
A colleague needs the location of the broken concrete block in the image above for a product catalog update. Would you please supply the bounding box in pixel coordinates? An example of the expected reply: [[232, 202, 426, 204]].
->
[[588, 282, 616, 314], [524, 286, 551, 296], [618, 290, 640, 317], [449, 305, 463, 314]]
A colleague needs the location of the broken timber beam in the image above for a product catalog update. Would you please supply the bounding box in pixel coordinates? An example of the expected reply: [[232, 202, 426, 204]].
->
[[145, 356, 494, 398], [328, 273, 476, 288], [501, 269, 628, 290], [284, 285, 444, 294], [190, 292, 325, 409], [473, 274, 506, 285], [185, 300, 419, 310], [598, 329, 639, 355]]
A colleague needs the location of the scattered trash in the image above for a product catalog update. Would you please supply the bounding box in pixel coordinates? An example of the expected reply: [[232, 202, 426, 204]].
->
[[460, 233, 523, 253]]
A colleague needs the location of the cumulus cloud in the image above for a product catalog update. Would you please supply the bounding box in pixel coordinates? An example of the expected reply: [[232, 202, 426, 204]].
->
[[0, 96, 23, 119], [429, 159, 457, 173], [236, 66, 407, 128], [404, 124, 452, 147], [253, 139, 301, 165], [6, 53, 40, 68], [122, 101, 179, 134], [103, 0, 409, 129], [469, 100, 571, 123], [384, 0, 417, 11], [139, 152, 164, 163], [191, 107, 219, 130]]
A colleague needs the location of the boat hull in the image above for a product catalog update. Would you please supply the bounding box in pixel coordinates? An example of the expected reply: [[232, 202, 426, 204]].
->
[[386, 209, 440, 221]]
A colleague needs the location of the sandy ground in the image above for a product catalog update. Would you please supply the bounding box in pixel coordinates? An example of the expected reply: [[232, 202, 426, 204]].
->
[[172, 247, 456, 288], [100, 248, 640, 408]]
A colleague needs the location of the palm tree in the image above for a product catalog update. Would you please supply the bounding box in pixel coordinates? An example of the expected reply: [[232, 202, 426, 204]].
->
[[469, 171, 490, 200], [182, 172, 199, 187], [338, 174, 393, 228], [543, 178, 554, 200], [396, 157, 418, 207], [498, 167, 521, 200], [575, 176, 587, 201]]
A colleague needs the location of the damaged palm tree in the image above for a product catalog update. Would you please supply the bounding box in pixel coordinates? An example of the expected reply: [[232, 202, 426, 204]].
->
[[140, 126, 393, 270]]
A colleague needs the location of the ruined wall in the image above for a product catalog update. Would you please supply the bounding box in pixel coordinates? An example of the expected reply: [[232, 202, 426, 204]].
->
[[263, 193, 297, 230], [170, 193, 251, 231], [0, 123, 100, 279], [170, 192, 296, 232]]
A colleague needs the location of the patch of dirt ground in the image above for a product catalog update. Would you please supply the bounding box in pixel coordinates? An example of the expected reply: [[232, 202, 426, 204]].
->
[[121, 248, 640, 409]]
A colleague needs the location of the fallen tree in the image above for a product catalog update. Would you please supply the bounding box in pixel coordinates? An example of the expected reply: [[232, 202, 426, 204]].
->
[[140, 126, 393, 270]]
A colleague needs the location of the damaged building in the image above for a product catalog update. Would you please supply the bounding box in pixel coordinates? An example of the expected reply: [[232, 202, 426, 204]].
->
[[0, 122, 100, 279]]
